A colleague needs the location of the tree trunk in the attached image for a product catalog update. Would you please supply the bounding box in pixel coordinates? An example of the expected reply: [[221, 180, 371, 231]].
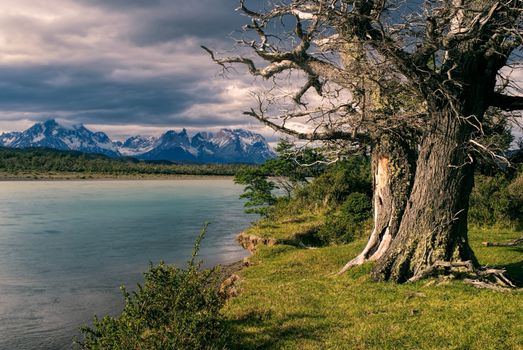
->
[[372, 106, 479, 282], [338, 133, 416, 274]]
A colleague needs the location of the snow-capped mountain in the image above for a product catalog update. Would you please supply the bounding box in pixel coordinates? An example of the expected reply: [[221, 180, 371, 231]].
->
[[119, 135, 157, 156], [207, 129, 276, 164], [0, 132, 21, 146], [138, 129, 197, 162], [0, 120, 275, 164], [134, 128, 275, 163], [0, 120, 120, 157]]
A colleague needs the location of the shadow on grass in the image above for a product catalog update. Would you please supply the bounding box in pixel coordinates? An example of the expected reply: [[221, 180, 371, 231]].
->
[[498, 246, 523, 287], [280, 227, 327, 248], [226, 311, 328, 350]]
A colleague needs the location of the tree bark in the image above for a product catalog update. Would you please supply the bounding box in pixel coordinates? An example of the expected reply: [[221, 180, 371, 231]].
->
[[372, 106, 479, 282], [338, 133, 416, 274], [370, 41, 505, 282]]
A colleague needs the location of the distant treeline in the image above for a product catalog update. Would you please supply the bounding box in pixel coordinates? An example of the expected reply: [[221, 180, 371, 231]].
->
[[0, 147, 254, 176]]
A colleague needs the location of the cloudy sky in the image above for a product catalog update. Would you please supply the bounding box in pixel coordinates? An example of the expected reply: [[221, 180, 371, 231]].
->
[[0, 0, 281, 141], [1, 1, 521, 144]]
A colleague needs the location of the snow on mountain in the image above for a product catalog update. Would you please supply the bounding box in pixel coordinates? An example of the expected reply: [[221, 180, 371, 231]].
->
[[0, 119, 120, 157], [119, 135, 158, 156], [0, 132, 21, 146], [138, 129, 198, 162], [0, 119, 276, 164], [206, 129, 275, 163]]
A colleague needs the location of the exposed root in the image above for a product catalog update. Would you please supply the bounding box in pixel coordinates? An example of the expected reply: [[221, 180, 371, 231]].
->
[[482, 236, 523, 247], [409, 260, 517, 291], [337, 254, 367, 275], [337, 227, 392, 275]]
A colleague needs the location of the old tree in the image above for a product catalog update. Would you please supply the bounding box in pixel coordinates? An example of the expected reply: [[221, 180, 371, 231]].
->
[[204, 0, 523, 284]]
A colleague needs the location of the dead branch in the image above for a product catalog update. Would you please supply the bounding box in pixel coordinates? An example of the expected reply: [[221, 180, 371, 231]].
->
[[483, 236, 523, 246]]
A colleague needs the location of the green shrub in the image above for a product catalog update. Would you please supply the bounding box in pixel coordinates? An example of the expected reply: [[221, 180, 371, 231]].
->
[[234, 167, 277, 217], [469, 171, 523, 229], [317, 192, 372, 244], [77, 226, 228, 350], [505, 171, 523, 227], [294, 158, 371, 210]]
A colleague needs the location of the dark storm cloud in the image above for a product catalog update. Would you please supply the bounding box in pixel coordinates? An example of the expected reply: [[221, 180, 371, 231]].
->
[[0, 62, 233, 127], [76, 0, 247, 44], [127, 1, 246, 45]]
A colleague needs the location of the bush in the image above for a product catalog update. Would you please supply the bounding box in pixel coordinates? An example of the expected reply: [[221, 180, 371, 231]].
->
[[78, 226, 228, 350], [293, 158, 371, 210], [505, 170, 523, 227], [469, 171, 523, 229], [234, 167, 277, 217], [317, 192, 372, 244]]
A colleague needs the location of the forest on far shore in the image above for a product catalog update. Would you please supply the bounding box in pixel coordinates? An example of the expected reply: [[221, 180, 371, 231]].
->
[[0, 147, 254, 177]]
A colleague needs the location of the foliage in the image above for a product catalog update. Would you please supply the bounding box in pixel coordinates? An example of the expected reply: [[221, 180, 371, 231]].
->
[[235, 167, 277, 216], [265, 138, 325, 196], [292, 157, 371, 210], [236, 156, 372, 247], [234, 139, 324, 216], [0, 147, 252, 176], [469, 169, 523, 229], [317, 192, 372, 244], [78, 226, 228, 350]]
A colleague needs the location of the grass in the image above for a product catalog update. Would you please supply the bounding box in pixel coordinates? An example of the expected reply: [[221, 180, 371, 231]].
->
[[223, 228, 523, 350]]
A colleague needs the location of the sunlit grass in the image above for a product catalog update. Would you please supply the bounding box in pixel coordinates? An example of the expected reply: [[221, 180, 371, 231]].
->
[[224, 228, 523, 350]]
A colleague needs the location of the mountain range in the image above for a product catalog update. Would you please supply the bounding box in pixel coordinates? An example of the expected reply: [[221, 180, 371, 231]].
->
[[0, 120, 275, 164]]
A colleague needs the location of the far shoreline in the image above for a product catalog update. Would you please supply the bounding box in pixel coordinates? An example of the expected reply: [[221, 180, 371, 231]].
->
[[0, 172, 235, 182]]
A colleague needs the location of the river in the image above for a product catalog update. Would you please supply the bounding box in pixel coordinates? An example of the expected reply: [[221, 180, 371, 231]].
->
[[0, 179, 253, 349]]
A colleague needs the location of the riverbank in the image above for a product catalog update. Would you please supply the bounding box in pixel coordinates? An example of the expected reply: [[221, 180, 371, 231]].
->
[[224, 227, 523, 349]]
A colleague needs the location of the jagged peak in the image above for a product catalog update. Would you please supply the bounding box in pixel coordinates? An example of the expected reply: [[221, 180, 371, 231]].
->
[[193, 131, 208, 139], [42, 119, 59, 126]]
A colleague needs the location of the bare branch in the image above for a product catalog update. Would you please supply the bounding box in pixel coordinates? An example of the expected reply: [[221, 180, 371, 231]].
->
[[243, 108, 371, 144]]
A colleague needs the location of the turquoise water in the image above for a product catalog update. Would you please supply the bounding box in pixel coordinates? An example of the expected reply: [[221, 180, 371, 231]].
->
[[0, 179, 254, 349]]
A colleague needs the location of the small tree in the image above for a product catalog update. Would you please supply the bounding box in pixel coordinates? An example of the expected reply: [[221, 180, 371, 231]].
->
[[235, 166, 277, 216], [235, 139, 323, 216]]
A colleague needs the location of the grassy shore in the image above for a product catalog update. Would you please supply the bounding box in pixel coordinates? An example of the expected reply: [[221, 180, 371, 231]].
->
[[224, 227, 523, 349]]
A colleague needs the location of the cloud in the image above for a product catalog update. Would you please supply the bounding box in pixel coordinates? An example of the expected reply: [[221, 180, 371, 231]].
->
[[0, 0, 264, 140]]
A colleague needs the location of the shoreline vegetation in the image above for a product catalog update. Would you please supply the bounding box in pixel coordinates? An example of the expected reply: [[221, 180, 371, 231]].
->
[[219, 154, 523, 348]]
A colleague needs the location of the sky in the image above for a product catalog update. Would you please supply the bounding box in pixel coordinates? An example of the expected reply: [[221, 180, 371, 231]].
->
[[0, 0, 280, 141], [0, 0, 521, 144]]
